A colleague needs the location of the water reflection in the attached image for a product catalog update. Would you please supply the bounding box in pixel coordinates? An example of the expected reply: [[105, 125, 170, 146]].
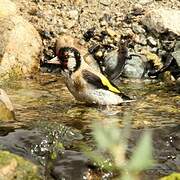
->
[[0, 73, 179, 179]]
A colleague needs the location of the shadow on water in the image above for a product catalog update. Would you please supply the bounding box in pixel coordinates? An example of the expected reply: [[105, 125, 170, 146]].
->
[[0, 73, 179, 179]]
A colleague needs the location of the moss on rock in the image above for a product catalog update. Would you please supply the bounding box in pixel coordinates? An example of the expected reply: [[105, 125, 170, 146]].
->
[[0, 150, 42, 180]]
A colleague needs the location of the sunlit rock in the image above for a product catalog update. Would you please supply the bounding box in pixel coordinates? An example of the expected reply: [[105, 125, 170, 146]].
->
[[141, 8, 180, 36], [0, 0, 17, 17], [0, 89, 15, 121], [0, 0, 42, 80]]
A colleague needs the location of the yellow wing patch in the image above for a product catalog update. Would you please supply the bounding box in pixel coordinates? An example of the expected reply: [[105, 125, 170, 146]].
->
[[100, 75, 120, 93]]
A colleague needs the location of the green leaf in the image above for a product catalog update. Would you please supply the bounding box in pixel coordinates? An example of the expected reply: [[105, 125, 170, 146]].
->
[[121, 173, 137, 180], [93, 123, 121, 150], [128, 131, 153, 172]]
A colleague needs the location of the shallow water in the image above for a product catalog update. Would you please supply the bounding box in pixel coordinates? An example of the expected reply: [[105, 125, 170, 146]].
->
[[0, 73, 179, 179]]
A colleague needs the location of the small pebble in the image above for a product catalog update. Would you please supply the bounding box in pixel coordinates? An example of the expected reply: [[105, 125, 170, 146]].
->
[[106, 28, 116, 37], [132, 4, 144, 15], [147, 36, 157, 47], [99, 0, 111, 6], [83, 27, 96, 41], [132, 23, 146, 34], [95, 51, 103, 58], [68, 10, 79, 20], [40, 30, 51, 39]]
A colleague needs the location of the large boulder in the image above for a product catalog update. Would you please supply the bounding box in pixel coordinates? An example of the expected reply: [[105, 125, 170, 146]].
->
[[0, 0, 42, 80], [0, 0, 17, 17], [141, 8, 180, 36]]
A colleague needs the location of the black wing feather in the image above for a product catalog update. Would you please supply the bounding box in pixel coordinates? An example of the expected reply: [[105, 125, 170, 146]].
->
[[82, 70, 132, 101], [82, 70, 108, 90]]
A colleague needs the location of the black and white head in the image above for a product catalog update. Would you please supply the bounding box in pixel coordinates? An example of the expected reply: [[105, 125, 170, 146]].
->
[[56, 47, 81, 73]]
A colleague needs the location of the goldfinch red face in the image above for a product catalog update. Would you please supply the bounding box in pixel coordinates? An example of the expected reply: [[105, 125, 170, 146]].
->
[[57, 47, 81, 73]]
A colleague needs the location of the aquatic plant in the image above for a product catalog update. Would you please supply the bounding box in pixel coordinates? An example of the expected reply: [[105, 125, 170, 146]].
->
[[84, 114, 154, 179]]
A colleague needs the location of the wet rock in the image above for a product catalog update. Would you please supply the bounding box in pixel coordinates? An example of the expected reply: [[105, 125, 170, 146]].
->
[[160, 32, 177, 52], [161, 53, 180, 80], [0, 0, 42, 80], [144, 50, 179, 80], [100, 41, 129, 81], [122, 54, 145, 79], [172, 41, 180, 67], [103, 50, 125, 80], [0, 150, 42, 180], [141, 8, 180, 36], [52, 150, 88, 180], [0, 89, 15, 121], [142, 50, 162, 69]]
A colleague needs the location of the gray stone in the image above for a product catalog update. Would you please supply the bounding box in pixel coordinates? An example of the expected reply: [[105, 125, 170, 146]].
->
[[141, 8, 180, 36], [103, 50, 126, 80], [172, 41, 180, 66], [122, 54, 145, 79]]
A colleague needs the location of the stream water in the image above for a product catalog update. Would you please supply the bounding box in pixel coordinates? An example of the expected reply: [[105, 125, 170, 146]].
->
[[0, 73, 179, 179]]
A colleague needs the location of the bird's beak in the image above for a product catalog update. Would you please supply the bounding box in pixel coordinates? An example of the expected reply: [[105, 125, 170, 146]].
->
[[46, 56, 61, 65]]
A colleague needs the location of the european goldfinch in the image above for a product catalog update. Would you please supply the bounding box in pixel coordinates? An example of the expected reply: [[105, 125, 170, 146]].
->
[[47, 47, 133, 105]]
